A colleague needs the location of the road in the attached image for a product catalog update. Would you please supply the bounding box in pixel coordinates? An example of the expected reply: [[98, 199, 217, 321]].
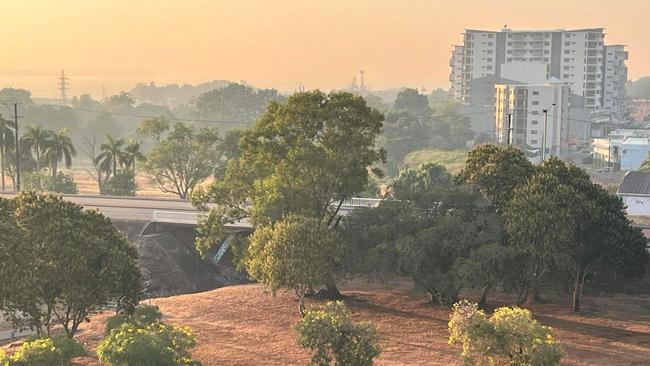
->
[[0, 192, 198, 221], [0, 193, 379, 223]]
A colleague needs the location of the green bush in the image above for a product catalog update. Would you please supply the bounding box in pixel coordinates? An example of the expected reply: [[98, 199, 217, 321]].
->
[[103, 171, 137, 196], [295, 301, 380, 366], [448, 300, 563, 366], [105, 304, 163, 334], [97, 322, 200, 366], [9, 335, 84, 366], [21, 171, 78, 194]]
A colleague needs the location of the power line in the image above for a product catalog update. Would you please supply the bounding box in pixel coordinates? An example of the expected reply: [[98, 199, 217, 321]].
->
[[70, 107, 252, 125]]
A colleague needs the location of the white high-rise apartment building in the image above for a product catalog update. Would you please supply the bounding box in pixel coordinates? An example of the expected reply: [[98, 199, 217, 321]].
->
[[495, 79, 570, 159], [449, 28, 627, 116], [603, 45, 629, 117], [449, 45, 464, 101]]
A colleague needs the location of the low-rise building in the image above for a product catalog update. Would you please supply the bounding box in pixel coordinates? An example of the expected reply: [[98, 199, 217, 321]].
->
[[621, 138, 650, 171], [617, 171, 650, 215]]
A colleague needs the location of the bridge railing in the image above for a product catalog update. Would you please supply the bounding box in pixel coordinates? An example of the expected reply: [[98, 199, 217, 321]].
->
[[153, 211, 201, 225], [341, 197, 383, 207]]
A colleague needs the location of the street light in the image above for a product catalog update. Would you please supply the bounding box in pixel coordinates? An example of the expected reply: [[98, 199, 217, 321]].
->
[[541, 103, 556, 162]]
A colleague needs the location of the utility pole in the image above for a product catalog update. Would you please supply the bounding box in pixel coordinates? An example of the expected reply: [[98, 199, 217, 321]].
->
[[541, 103, 556, 162], [4, 103, 22, 192], [0, 113, 4, 191], [506, 113, 513, 145]]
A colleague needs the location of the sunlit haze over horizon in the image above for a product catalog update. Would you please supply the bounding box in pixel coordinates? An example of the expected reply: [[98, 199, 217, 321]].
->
[[0, 0, 648, 97]]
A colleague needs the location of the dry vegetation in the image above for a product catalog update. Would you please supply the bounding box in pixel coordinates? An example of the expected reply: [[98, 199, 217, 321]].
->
[[70, 282, 650, 366]]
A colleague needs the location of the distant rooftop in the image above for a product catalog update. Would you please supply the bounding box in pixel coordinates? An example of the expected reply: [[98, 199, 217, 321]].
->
[[464, 27, 604, 34], [618, 172, 650, 195]]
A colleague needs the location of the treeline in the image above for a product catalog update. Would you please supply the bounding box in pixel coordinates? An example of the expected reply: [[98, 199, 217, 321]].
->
[[193, 89, 647, 315], [344, 145, 648, 311]]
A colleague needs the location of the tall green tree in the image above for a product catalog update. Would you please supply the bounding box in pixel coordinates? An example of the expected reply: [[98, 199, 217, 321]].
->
[[144, 123, 220, 199], [124, 139, 145, 194], [507, 159, 648, 311], [458, 144, 535, 211], [43, 128, 76, 191], [137, 117, 170, 142], [21, 125, 51, 173], [0, 193, 140, 337], [195, 82, 285, 124], [194, 91, 385, 298], [244, 215, 342, 315], [97, 134, 127, 178]]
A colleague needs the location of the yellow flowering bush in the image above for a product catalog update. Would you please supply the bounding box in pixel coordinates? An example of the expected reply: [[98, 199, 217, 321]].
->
[[295, 301, 380, 366], [0, 349, 8, 366], [97, 322, 200, 366], [8, 335, 84, 366], [449, 300, 563, 366]]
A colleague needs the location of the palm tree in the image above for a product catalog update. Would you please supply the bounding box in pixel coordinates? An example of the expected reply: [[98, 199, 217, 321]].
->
[[43, 128, 76, 191], [21, 125, 52, 172], [124, 139, 145, 194], [96, 134, 127, 178], [0, 118, 15, 191]]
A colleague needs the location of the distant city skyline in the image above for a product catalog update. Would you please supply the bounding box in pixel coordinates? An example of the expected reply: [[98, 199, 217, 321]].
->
[[0, 0, 648, 97]]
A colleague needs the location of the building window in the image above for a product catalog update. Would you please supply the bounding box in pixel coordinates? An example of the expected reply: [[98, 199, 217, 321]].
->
[[531, 130, 538, 135], [532, 120, 539, 125], [532, 101, 539, 105], [487, 50, 493, 54], [532, 91, 540, 96], [564, 50, 571, 54], [531, 139, 538, 144], [532, 111, 540, 115]]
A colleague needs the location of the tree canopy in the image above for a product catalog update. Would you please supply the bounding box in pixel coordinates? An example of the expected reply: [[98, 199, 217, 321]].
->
[[0, 193, 140, 337]]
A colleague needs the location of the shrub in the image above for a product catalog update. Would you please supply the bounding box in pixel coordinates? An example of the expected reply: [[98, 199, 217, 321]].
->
[[21, 171, 78, 194], [97, 322, 200, 366], [105, 304, 163, 334], [295, 301, 380, 366], [9, 335, 84, 366], [104, 171, 137, 196], [448, 300, 563, 366]]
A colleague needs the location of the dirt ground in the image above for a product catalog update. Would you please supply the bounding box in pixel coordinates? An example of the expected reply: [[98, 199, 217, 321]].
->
[[69, 282, 650, 366]]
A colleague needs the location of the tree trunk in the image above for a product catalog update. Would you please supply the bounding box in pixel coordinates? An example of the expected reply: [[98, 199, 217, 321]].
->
[[572, 265, 585, 312], [478, 284, 491, 308], [52, 160, 58, 192], [323, 273, 342, 300], [517, 286, 529, 306]]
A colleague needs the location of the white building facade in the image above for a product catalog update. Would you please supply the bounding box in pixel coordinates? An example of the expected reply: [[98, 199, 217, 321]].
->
[[495, 79, 570, 159], [449, 45, 465, 101], [450, 28, 627, 117]]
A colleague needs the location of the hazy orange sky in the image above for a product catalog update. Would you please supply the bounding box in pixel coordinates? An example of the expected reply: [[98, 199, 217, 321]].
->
[[0, 0, 648, 97]]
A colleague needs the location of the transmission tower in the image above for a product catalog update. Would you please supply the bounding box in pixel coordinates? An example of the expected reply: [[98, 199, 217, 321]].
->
[[58, 70, 69, 102], [359, 70, 366, 92]]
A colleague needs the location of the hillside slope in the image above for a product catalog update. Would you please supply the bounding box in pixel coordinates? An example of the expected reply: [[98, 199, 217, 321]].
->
[[74, 283, 650, 365]]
